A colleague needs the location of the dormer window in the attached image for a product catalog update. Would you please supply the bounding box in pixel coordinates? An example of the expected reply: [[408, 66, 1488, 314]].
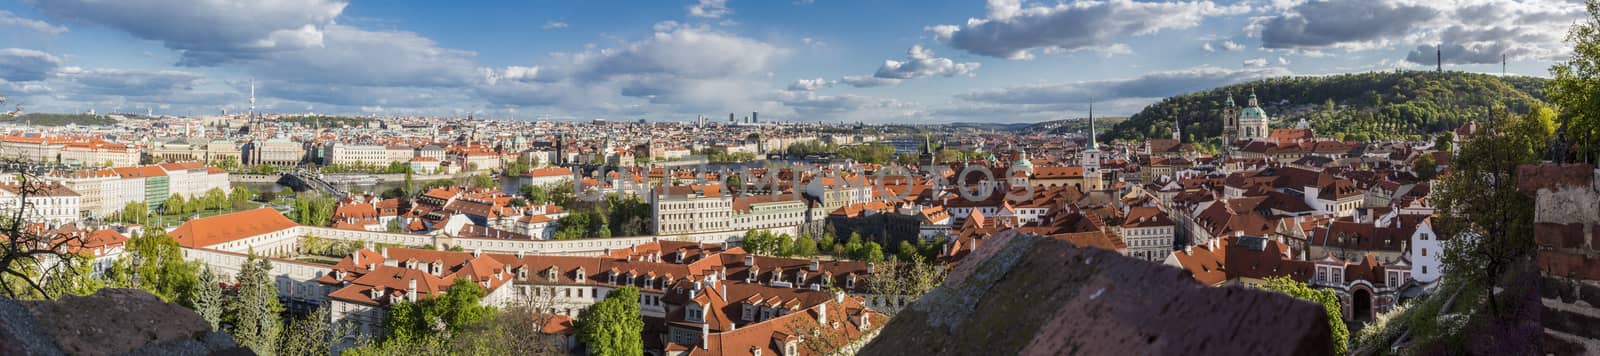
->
[[575, 268, 586, 282], [516, 267, 527, 280], [846, 275, 856, 289], [546, 267, 559, 281], [785, 341, 798, 356]]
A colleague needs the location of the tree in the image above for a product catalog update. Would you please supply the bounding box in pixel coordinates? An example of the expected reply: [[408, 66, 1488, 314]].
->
[[470, 174, 497, 189], [775, 234, 795, 257], [100, 229, 200, 303], [1262, 276, 1348, 355], [41, 252, 103, 298], [1434, 132, 1454, 152], [1547, 0, 1600, 162], [576, 286, 643, 356], [277, 306, 345, 356], [1435, 106, 1541, 316], [290, 193, 337, 226], [862, 242, 885, 263], [383, 278, 495, 341], [896, 241, 919, 262], [230, 253, 283, 355], [167, 193, 188, 215], [843, 233, 864, 260], [520, 184, 547, 204], [193, 266, 224, 330], [1413, 154, 1439, 181], [794, 234, 820, 257], [867, 255, 947, 316]]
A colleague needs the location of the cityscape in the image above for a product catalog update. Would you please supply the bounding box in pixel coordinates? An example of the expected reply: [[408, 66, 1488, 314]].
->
[[0, 0, 1598, 355]]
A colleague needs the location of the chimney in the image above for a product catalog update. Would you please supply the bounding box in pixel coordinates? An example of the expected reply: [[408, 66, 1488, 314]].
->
[[809, 259, 819, 272], [381, 247, 389, 259], [701, 323, 710, 348], [406, 279, 417, 302], [744, 254, 755, 267], [353, 250, 361, 266], [867, 262, 875, 274], [818, 299, 828, 323]]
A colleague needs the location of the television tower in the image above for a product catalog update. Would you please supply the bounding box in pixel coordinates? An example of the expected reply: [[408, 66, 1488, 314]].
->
[[249, 78, 257, 119]]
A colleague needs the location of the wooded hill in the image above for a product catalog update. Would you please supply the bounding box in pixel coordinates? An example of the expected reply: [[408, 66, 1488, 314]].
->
[[1103, 71, 1548, 142]]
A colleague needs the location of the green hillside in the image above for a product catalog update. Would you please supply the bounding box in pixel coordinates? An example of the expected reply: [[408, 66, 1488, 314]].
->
[[1105, 71, 1547, 142], [9, 113, 118, 127]]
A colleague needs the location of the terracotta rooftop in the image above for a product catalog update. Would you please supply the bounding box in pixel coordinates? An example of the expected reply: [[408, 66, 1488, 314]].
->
[[168, 208, 299, 248]]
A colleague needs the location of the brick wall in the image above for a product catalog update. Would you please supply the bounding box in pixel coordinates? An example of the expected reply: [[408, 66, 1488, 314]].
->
[[1521, 164, 1600, 353]]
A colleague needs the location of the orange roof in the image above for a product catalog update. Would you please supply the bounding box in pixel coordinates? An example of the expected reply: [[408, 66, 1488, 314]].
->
[[169, 208, 299, 248]]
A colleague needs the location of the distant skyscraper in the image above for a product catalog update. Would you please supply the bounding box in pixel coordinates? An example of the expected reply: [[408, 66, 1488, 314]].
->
[[752, 111, 758, 123]]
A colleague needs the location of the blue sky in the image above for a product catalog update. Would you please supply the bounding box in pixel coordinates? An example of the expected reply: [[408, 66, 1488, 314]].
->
[[0, 0, 1585, 123]]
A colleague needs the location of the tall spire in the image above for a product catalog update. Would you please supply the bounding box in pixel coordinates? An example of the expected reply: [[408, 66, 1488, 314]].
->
[[1087, 97, 1097, 152], [248, 78, 256, 118]]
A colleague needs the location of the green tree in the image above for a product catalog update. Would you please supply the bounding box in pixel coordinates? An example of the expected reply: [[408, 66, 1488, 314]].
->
[[470, 174, 497, 189], [230, 253, 283, 355], [576, 286, 643, 356], [1435, 106, 1541, 315], [775, 234, 795, 257], [1434, 132, 1454, 152], [167, 193, 188, 215], [843, 233, 864, 260], [102, 229, 200, 303], [41, 252, 103, 297], [897, 240, 919, 262], [277, 306, 342, 356], [862, 242, 885, 263], [1413, 154, 1439, 181], [1547, 0, 1600, 162], [794, 234, 820, 257], [1261, 276, 1348, 355], [193, 266, 224, 330]]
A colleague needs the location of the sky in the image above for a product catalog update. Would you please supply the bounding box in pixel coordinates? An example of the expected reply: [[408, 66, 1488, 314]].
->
[[0, 0, 1587, 123]]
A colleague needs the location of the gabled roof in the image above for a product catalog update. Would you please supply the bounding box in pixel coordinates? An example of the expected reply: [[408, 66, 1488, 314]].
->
[[168, 208, 299, 248]]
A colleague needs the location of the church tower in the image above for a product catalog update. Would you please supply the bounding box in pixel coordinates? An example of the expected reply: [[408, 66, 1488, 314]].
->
[[1081, 100, 1103, 191], [1221, 92, 1239, 143]]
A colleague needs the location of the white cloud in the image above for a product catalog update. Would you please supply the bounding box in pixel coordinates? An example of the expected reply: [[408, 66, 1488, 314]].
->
[[1243, 58, 1268, 67], [787, 78, 832, 91], [930, 0, 1249, 59], [840, 75, 900, 88], [0, 10, 66, 35], [688, 0, 730, 19], [0, 48, 64, 82], [1277, 56, 1290, 65], [34, 0, 348, 66], [1221, 40, 1245, 51], [542, 21, 569, 30], [873, 45, 981, 79], [1254, 0, 1437, 51], [1202, 42, 1215, 52]]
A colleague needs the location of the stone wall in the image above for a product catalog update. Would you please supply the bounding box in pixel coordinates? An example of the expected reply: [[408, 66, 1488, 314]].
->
[[1520, 164, 1600, 353], [0, 289, 245, 355]]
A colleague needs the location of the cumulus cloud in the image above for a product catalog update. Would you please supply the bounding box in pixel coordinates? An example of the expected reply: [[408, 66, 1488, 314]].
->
[[930, 0, 1248, 59], [55, 67, 204, 96], [241, 24, 481, 88], [0, 10, 67, 35], [542, 21, 569, 30], [1402, 1, 1585, 65], [1255, 0, 1437, 50], [1202, 42, 1215, 52], [787, 78, 832, 91], [957, 65, 1291, 105], [1221, 40, 1244, 51], [477, 26, 789, 114], [34, 0, 347, 66], [872, 45, 979, 79], [1243, 58, 1268, 67], [0, 48, 63, 82], [772, 90, 917, 118], [688, 0, 730, 19]]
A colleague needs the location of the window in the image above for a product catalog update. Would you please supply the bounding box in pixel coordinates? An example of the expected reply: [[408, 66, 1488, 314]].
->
[[1421, 248, 1427, 257], [1422, 266, 1428, 274]]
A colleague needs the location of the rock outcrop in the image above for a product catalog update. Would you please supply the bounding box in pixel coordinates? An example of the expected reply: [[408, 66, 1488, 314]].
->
[[859, 230, 1334, 356], [0, 288, 249, 356]]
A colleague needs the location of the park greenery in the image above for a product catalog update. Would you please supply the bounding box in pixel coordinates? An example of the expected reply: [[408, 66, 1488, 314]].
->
[[289, 193, 338, 226], [552, 193, 651, 239], [10, 113, 117, 126], [1104, 71, 1548, 142], [320, 161, 413, 174]]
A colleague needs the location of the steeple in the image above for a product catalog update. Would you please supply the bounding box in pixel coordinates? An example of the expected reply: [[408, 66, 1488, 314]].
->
[[1086, 98, 1097, 152], [1173, 115, 1181, 141], [1248, 90, 1259, 107]]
